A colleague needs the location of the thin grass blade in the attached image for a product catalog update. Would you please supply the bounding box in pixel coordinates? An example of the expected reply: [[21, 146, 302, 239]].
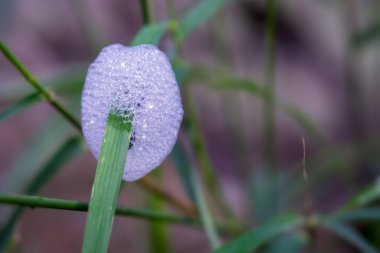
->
[[213, 213, 302, 253], [177, 0, 227, 41], [0, 92, 42, 121], [342, 182, 380, 211], [81, 113, 132, 253], [262, 232, 308, 253], [333, 208, 380, 223], [323, 220, 379, 253], [147, 170, 171, 253], [131, 22, 168, 46], [171, 143, 220, 249], [171, 144, 196, 202]]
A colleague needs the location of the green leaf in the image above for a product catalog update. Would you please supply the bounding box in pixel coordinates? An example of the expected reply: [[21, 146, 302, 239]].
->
[[249, 169, 283, 224], [192, 168, 221, 249], [333, 208, 380, 223], [130, 22, 168, 46], [262, 232, 308, 253], [81, 113, 132, 253], [343, 182, 380, 211], [171, 143, 220, 249], [0, 136, 84, 251], [0, 92, 42, 121], [171, 59, 192, 86], [171, 144, 196, 202], [323, 220, 379, 253], [213, 213, 302, 253], [177, 0, 228, 41]]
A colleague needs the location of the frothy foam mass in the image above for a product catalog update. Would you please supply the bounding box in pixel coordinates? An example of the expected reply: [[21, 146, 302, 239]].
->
[[81, 44, 183, 181]]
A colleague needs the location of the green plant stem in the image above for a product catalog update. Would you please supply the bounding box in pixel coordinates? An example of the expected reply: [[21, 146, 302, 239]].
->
[[263, 0, 278, 169], [0, 193, 244, 235], [140, 0, 153, 24], [147, 170, 171, 253], [192, 171, 221, 249], [0, 41, 82, 131], [81, 113, 132, 253], [174, 138, 221, 249], [0, 194, 193, 224], [183, 89, 237, 222], [168, 0, 236, 243]]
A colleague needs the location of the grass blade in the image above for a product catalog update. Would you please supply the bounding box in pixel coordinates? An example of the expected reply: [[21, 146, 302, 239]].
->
[[81, 113, 132, 253], [130, 22, 168, 46], [171, 144, 196, 202], [262, 0, 278, 169], [333, 208, 380, 223], [177, 0, 227, 41], [171, 143, 221, 249], [147, 170, 171, 253], [0, 136, 84, 251], [342, 182, 380, 211], [193, 172, 221, 249], [0, 194, 194, 224], [262, 232, 308, 253], [213, 213, 302, 253], [323, 220, 379, 253], [282, 104, 325, 143], [0, 92, 42, 121]]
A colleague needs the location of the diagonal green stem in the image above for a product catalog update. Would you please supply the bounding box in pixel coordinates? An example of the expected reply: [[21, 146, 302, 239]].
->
[[0, 41, 82, 131], [81, 113, 132, 253], [0, 194, 193, 224], [262, 0, 278, 169], [0, 92, 42, 121], [192, 172, 221, 249], [172, 142, 221, 249]]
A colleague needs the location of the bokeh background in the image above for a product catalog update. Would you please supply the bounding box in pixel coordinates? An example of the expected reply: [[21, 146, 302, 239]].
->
[[1, 0, 380, 252]]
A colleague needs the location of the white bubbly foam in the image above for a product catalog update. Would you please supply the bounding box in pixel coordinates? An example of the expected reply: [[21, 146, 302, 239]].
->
[[81, 44, 183, 181]]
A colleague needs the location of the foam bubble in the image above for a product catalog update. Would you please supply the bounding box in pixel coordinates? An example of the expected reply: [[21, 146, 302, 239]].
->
[[81, 44, 183, 181]]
